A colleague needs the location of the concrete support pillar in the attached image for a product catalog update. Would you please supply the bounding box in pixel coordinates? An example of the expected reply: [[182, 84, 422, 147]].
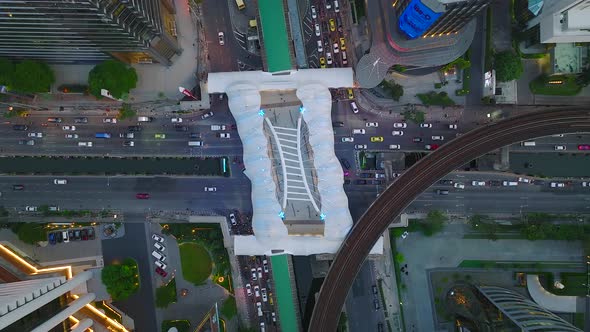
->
[[31, 293, 96, 332], [70, 318, 94, 332]]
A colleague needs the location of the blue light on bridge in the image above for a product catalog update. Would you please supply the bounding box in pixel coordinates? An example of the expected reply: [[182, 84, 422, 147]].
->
[[258, 109, 265, 116], [222, 158, 227, 173], [299, 106, 306, 114], [320, 213, 326, 221], [279, 211, 285, 219]]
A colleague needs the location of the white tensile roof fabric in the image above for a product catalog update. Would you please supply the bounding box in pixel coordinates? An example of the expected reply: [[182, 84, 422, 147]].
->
[[208, 69, 383, 256]]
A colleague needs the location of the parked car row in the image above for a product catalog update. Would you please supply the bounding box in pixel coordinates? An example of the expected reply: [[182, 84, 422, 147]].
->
[[48, 227, 95, 244], [151, 234, 168, 277]]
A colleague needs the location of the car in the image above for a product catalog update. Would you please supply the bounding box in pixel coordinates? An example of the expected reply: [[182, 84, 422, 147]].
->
[[155, 267, 168, 277], [201, 111, 214, 119], [359, 173, 373, 178], [229, 213, 237, 226], [471, 180, 486, 186], [431, 135, 444, 140], [73, 229, 81, 240], [311, 5, 317, 19], [54, 179, 67, 185], [261, 288, 268, 302], [65, 134, 79, 139], [370, 179, 383, 185], [272, 312, 276, 322], [74, 117, 88, 123], [393, 123, 407, 128], [314, 23, 321, 36], [119, 133, 134, 139], [550, 182, 565, 188], [347, 88, 354, 99], [190, 132, 201, 139], [333, 42, 339, 53], [326, 52, 332, 64], [246, 283, 253, 296], [152, 234, 165, 243], [28, 132, 43, 138], [582, 182, 589, 187], [48, 206, 59, 212], [13, 124, 29, 131], [329, 18, 336, 31], [412, 137, 423, 143], [435, 189, 449, 195], [339, 37, 346, 50], [56, 231, 63, 243], [340, 158, 351, 169], [256, 302, 263, 317], [12, 184, 24, 191], [350, 102, 359, 113], [365, 122, 378, 127], [19, 139, 35, 145], [319, 57, 326, 68], [353, 129, 365, 135], [503, 181, 518, 186], [439, 179, 454, 185], [257, 267, 263, 278], [356, 179, 367, 185], [128, 126, 142, 132], [317, 40, 323, 53], [389, 144, 401, 150], [263, 259, 269, 272], [449, 124, 458, 129], [136, 193, 150, 199], [371, 136, 384, 142], [25, 206, 37, 212], [218, 31, 225, 45], [555, 145, 566, 150], [171, 117, 183, 123], [325, 0, 332, 9], [48, 232, 57, 245], [154, 242, 166, 251], [420, 123, 432, 128], [217, 132, 231, 138], [204, 186, 217, 192], [518, 177, 532, 183], [424, 144, 439, 150], [155, 260, 167, 269], [332, 121, 344, 127], [81, 229, 89, 240], [62, 125, 76, 131], [373, 299, 380, 310], [454, 183, 465, 189], [174, 125, 188, 132], [341, 50, 348, 65], [578, 145, 590, 150], [123, 141, 135, 147], [155, 133, 166, 139], [251, 268, 257, 280], [354, 144, 367, 149], [103, 118, 117, 123], [401, 231, 409, 239], [391, 130, 404, 136]]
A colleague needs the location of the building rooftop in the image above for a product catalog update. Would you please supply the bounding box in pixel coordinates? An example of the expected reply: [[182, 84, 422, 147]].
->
[[258, 0, 292, 72]]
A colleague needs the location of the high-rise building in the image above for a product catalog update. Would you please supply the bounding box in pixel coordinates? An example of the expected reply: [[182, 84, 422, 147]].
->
[[536, 0, 590, 43], [0, 0, 182, 65]]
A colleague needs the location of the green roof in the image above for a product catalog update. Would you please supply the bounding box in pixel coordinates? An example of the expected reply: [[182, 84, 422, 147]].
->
[[258, 0, 292, 72], [270, 255, 298, 332]]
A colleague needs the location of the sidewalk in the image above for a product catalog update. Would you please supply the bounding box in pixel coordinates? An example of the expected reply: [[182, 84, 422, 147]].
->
[[374, 230, 403, 332]]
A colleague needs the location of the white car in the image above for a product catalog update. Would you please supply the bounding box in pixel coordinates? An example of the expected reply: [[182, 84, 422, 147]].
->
[[365, 122, 378, 127], [449, 124, 458, 129], [201, 111, 214, 119], [204, 186, 217, 192], [555, 145, 566, 151], [62, 125, 76, 131], [333, 42, 339, 53], [154, 242, 166, 251], [25, 206, 38, 212], [325, 1, 332, 9], [431, 136, 444, 140], [401, 231, 409, 239], [171, 117, 183, 123], [152, 234, 165, 243], [311, 5, 317, 19], [317, 40, 323, 53], [103, 118, 117, 123], [354, 144, 367, 149], [389, 144, 401, 150], [251, 268, 257, 281], [261, 288, 268, 302], [54, 179, 67, 185], [453, 183, 465, 189], [582, 182, 588, 187], [154, 260, 167, 269], [471, 180, 486, 186], [257, 267, 263, 279], [391, 130, 404, 136], [28, 132, 43, 138], [342, 137, 354, 143], [353, 129, 366, 135], [518, 177, 531, 183], [218, 31, 225, 45], [246, 283, 252, 296], [350, 102, 359, 114], [254, 285, 261, 297], [229, 213, 237, 226], [393, 123, 407, 128], [420, 123, 432, 128], [256, 302, 263, 317], [315, 23, 321, 37], [263, 259, 269, 273], [550, 182, 565, 188], [326, 52, 332, 65], [65, 134, 79, 139]]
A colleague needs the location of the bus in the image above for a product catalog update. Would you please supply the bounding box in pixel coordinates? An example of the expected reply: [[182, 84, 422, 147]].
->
[[235, 0, 245, 10], [95, 133, 111, 139]]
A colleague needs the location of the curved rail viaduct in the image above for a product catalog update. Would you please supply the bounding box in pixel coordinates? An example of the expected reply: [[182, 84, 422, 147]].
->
[[309, 107, 590, 331]]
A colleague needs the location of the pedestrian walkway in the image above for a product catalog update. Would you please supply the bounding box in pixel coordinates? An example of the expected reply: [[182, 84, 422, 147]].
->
[[270, 254, 300, 332]]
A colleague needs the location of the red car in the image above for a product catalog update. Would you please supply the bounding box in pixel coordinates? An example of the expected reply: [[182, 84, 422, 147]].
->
[[136, 193, 150, 199], [425, 144, 439, 150], [578, 145, 590, 151], [155, 267, 167, 277]]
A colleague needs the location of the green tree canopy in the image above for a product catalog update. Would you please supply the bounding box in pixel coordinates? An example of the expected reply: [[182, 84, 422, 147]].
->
[[9, 223, 47, 244], [88, 60, 138, 99], [101, 258, 140, 301], [422, 210, 448, 236], [380, 80, 404, 101], [11, 60, 55, 93], [494, 51, 523, 82], [0, 58, 15, 87]]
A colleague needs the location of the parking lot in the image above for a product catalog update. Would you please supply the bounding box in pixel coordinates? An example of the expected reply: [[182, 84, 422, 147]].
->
[[238, 255, 278, 331]]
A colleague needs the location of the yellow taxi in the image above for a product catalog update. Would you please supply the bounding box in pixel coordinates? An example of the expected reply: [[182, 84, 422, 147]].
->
[[340, 37, 346, 50], [370, 136, 384, 143], [347, 88, 354, 99], [319, 57, 326, 68], [329, 19, 336, 32], [155, 133, 166, 139]]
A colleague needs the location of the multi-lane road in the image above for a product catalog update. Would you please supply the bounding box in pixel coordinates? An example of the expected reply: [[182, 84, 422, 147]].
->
[[309, 107, 590, 331]]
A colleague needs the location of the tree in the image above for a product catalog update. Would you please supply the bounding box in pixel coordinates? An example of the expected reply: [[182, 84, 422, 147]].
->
[[395, 252, 405, 264], [10, 223, 47, 244], [101, 258, 140, 301], [380, 80, 404, 101], [88, 60, 137, 99], [421, 210, 447, 236], [11, 60, 55, 93], [0, 58, 14, 87], [117, 103, 136, 120], [494, 51, 523, 82]]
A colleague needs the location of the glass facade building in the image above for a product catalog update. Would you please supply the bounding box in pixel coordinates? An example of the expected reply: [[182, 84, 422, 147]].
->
[[0, 0, 181, 65]]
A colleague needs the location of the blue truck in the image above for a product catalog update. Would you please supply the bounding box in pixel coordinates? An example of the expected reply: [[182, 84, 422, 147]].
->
[[95, 133, 111, 139]]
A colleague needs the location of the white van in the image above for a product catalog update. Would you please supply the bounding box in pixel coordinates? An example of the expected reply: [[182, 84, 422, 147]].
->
[[188, 141, 203, 146], [137, 116, 153, 122], [521, 141, 536, 147], [334, 0, 340, 12], [350, 102, 359, 114], [152, 250, 166, 261]]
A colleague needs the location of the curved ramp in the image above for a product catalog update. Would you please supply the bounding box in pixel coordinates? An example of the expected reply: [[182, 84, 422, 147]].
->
[[526, 274, 581, 313]]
